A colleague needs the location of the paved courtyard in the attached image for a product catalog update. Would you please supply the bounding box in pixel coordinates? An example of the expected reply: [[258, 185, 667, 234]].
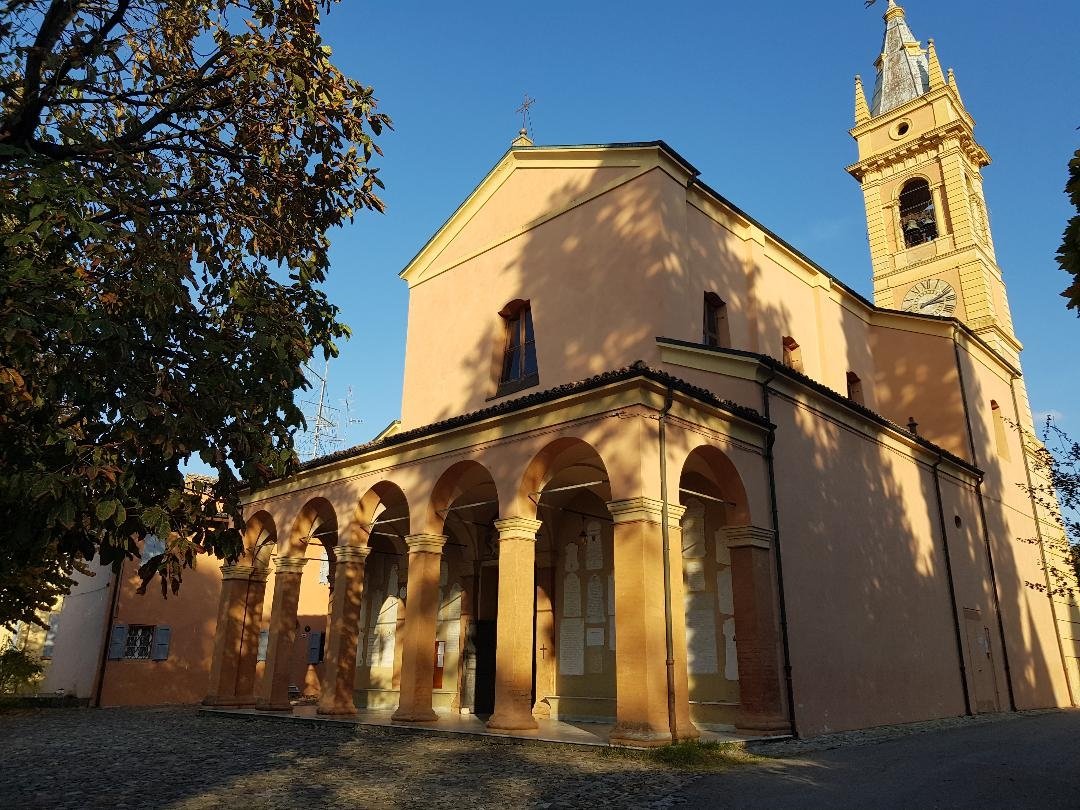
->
[[0, 707, 698, 809], [0, 707, 1077, 808]]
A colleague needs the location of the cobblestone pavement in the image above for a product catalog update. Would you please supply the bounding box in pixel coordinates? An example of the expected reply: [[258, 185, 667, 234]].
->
[[0, 707, 700, 809]]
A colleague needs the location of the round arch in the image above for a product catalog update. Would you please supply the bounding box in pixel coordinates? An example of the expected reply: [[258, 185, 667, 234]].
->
[[244, 510, 278, 570], [283, 496, 338, 559], [353, 480, 410, 552], [678, 443, 751, 526], [514, 436, 613, 518], [425, 459, 500, 537]]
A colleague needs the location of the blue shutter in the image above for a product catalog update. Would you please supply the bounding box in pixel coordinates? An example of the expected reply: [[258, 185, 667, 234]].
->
[[151, 625, 171, 660], [257, 629, 269, 662], [108, 625, 128, 660], [307, 631, 322, 664]]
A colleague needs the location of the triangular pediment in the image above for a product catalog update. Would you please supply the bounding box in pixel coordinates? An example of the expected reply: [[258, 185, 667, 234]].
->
[[400, 143, 695, 287]]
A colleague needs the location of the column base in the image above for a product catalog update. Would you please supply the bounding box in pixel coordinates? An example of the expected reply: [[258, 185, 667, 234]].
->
[[531, 698, 552, 720], [487, 712, 539, 732], [391, 708, 438, 723], [608, 723, 674, 748], [673, 721, 701, 741], [316, 703, 358, 716], [735, 713, 791, 736], [202, 694, 256, 708], [255, 699, 294, 712]]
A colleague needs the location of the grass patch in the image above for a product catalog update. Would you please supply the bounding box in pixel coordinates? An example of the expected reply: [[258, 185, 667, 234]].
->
[[648, 740, 763, 771]]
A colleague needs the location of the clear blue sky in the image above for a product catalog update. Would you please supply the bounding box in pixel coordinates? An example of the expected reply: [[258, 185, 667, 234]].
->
[[296, 0, 1078, 454]]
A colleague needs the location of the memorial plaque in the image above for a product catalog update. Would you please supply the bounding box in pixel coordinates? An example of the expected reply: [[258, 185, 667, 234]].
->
[[586, 626, 605, 646], [685, 560, 706, 593], [716, 530, 731, 565], [685, 592, 719, 674], [387, 565, 399, 602], [445, 615, 461, 657], [585, 522, 603, 570], [716, 568, 734, 614], [608, 613, 616, 650], [606, 573, 615, 615], [563, 572, 581, 618], [681, 502, 706, 558], [586, 647, 604, 674], [559, 617, 585, 676], [586, 574, 605, 623], [564, 543, 580, 572]]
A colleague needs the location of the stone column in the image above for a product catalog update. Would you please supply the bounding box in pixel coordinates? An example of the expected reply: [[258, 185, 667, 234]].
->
[[317, 545, 371, 715], [607, 497, 698, 747], [234, 567, 269, 705], [532, 551, 556, 719], [205, 564, 258, 706], [487, 516, 541, 731], [391, 533, 446, 722], [723, 526, 788, 734], [256, 556, 308, 711]]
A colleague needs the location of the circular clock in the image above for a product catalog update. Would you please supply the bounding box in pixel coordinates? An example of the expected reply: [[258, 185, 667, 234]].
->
[[901, 279, 957, 316]]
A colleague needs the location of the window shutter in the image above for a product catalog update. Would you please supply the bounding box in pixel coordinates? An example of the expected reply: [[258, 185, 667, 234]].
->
[[307, 631, 322, 664], [108, 625, 128, 660], [151, 626, 171, 660], [257, 629, 269, 662]]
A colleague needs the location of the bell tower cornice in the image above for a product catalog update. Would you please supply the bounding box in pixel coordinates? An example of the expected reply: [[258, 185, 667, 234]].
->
[[846, 116, 990, 182]]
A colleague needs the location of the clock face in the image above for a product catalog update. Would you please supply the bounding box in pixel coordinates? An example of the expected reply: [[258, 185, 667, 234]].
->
[[901, 279, 957, 317]]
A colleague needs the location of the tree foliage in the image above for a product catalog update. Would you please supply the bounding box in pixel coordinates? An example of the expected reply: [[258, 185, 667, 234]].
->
[[0, 0, 390, 627], [0, 646, 44, 694], [1058, 148, 1080, 314], [1020, 417, 1080, 599]]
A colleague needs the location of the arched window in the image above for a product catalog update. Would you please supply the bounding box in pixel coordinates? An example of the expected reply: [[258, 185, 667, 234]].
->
[[703, 292, 730, 348], [846, 371, 864, 405], [898, 178, 938, 248], [782, 336, 803, 373], [497, 300, 538, 395]]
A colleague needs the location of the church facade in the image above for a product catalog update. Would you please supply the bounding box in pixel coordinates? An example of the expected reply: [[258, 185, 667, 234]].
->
[[204, 2, 1078, 743]]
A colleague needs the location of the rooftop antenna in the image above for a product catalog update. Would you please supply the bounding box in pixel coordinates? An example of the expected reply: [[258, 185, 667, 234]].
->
[[515, 93, 535, 139], [298, 360, 362, 461]]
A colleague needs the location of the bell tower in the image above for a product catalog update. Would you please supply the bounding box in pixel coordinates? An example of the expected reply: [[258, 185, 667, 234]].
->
[[847, 0, 1020, 365]]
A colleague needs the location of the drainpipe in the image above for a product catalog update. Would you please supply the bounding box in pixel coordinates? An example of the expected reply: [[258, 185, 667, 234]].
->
[[952, 333, 1016, 711], [658, 384, 678, 739], [91, 559, 123, 708], [931, 454, 973, 716], [1009, 375, 1074, 707], [759, 368, 798, 738]]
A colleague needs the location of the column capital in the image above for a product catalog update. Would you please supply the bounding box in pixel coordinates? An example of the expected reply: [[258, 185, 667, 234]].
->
[[722, 525, 774, 550], [493, 516, 542, 540], [606, 497, 686, 527], [334, 545, 372, 565], [274, 556, 309, 575], [221, 564, 256, 581], [404, 533, 447, 554]]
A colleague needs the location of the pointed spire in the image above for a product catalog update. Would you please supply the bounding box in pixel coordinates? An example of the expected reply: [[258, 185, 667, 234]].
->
[[926, 39, 945, 89], [511, 128, 533, 148], [869, 0, 931, 116], [854, 75, 870, 125], [947, 68, 964, 106]]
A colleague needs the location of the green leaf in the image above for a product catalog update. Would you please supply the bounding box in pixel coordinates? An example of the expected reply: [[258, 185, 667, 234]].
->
[[96, 500, 118, 521]]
